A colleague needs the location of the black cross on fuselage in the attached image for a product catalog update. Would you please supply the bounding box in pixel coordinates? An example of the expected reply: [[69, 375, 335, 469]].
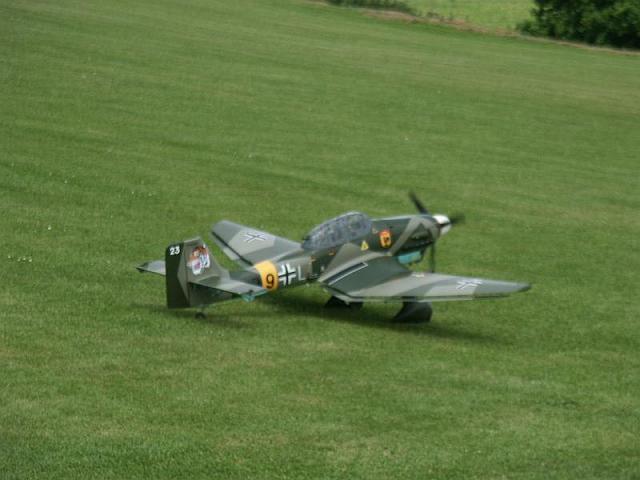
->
[[278, 263, 297, 286]]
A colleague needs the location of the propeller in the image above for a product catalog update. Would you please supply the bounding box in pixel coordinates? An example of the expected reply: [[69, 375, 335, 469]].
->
[[408, 192, 466, 273], [449, 213, 466, 225], [409, 191, 429, 215], [429, 242, 437, 273]]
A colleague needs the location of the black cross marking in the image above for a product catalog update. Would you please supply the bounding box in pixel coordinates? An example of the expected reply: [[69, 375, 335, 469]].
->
[[278, 263, 297, 286]]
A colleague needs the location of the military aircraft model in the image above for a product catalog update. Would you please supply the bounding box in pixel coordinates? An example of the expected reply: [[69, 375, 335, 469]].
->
[[137, 194, 530, 322]]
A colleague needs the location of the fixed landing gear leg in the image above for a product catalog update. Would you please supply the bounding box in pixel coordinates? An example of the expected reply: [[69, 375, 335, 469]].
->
[[325, 296, 363, 310], [393, 302, 432, 323]]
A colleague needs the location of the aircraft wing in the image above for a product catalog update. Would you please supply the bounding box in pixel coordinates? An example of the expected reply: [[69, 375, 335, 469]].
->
[[321, 256, 530, 302], [210, 220, 301, 266]]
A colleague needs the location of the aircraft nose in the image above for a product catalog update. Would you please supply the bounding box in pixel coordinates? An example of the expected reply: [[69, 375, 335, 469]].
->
[[432, 214, 452, 235]]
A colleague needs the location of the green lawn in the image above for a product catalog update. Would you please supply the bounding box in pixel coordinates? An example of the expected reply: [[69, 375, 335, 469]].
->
[[1, 0, 639, 478], [405, 0, 533, 30]]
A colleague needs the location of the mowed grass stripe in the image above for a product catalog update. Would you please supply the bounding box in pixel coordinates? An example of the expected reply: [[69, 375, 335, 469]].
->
[[1, 0, 639, 478]]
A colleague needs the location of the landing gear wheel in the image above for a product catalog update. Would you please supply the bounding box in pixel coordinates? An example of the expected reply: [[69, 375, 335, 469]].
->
[[393, 302, 432, 323], [195, 311, 207, 320], [325, 296, 363, 310]]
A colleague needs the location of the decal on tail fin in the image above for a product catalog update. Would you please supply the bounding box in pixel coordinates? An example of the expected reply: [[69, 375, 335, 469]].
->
[[164, 237, 228, 308]]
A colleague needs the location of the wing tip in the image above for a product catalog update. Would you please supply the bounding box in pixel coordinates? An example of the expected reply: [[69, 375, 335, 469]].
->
[[517, 282, 532, 293]]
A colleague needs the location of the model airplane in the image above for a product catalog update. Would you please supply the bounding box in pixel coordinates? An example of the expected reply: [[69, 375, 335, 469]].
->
[[137, 194, 530, 322]]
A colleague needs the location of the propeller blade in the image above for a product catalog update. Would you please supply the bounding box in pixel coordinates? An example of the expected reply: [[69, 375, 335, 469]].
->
[[409, 191, 429, 215], [449, 213, 466, 225]]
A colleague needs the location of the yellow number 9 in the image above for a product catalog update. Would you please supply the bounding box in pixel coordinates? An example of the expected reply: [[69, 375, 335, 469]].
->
[[255, 261, 278, 291], [265, 273, 275, 289]]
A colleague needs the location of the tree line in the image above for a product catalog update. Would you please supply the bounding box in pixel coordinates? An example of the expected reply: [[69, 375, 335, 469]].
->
[[519, 0, 640, 49]]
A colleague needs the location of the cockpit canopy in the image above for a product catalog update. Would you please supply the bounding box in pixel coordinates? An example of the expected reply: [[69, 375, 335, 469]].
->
[[302, 211, 372, 250]]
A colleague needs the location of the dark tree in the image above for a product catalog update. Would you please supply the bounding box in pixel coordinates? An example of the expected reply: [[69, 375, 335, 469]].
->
[[519, 0, 640, 49]]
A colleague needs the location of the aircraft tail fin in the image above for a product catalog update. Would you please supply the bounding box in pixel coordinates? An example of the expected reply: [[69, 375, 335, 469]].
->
[[164, 237, 228, 308]]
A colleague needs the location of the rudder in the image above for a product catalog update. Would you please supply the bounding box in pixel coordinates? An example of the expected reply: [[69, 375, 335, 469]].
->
[[164, 237, 226, 308]]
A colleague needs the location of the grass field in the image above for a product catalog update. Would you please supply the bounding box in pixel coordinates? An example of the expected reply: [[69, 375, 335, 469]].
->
[[2, 0, 639, 478], [406, 0, 533, 30]]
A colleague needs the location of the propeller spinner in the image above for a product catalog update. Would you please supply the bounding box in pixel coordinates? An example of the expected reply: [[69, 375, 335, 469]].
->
[[409, 192, 465, 272]]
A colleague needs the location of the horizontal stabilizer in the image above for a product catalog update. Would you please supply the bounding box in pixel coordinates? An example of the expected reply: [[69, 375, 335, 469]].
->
[[137, 241, 264, 306], [137, 260, 166, 276], [193, 275, 267, 298]]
